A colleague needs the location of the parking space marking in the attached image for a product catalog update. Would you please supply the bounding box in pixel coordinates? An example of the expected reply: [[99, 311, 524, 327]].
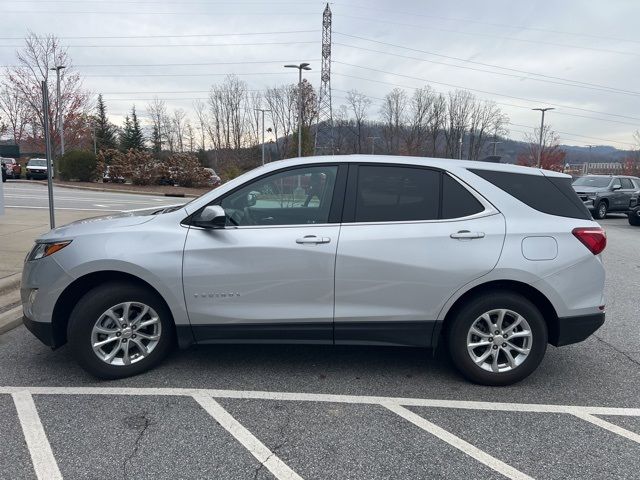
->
[[11, 391, 62, 480], [3, 386, 638, 417], [572, 412, 640, 445], [193, 394, 303, 480], [383, 403, 533, 480]]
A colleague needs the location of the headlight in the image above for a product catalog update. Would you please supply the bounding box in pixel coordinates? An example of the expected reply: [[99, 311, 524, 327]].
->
[[27, 241, 72, 261], [587, 195, 597, 200]]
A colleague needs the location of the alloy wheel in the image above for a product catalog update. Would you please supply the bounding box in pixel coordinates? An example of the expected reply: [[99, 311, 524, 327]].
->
[[91, 302, 161, 366], [466, 309, 532, 373]]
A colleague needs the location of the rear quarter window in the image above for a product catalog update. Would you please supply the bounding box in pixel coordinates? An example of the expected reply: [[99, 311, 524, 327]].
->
[[469, 169, 591, 220]]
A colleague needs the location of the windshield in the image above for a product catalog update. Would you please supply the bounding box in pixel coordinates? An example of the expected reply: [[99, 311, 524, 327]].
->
[[28, 159, 47, 167], [572, 176, 611, 188]]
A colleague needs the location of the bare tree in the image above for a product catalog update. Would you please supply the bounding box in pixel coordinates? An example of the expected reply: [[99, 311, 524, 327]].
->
[[264, 84, 296, 159], [171, 108, 187, 152], [346, 89, 372, 153], [146, 97, 168, 152], [0, 83, 30, 143], [193, 99, 208, 151], [466, 100, 509, 160], [403, 86, 435, 156], [4, 33, 90, 153], [380, 88, 407, 154], [444, 90, 474, 159], [207, 75, 249, 152], [426, 93, 446, 157]]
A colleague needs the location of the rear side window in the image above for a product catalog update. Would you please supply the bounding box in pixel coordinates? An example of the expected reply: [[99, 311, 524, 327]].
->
[[469, 169, 591, 220], [620, 178, 634, 189], [441, 174, 484, 219], [355, 166, 440, 222]]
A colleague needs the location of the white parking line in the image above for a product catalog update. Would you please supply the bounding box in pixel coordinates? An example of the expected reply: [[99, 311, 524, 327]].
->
[[193, 394, 303, 480], [384, 403, 533, 480], [11, 391, 62, 480], [572, 412, 640, 445]]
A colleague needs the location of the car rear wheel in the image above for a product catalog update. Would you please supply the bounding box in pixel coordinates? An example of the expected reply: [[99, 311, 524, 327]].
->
[[629, 209, 640, 226], [67, 282, 175, 379], [594, 201, 608, 219], [447, 292, 548, 386]]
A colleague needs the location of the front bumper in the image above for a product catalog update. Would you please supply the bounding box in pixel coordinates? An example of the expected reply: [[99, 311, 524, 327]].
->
[[548, 312, 605, 347], [22, 313, 56, 347]]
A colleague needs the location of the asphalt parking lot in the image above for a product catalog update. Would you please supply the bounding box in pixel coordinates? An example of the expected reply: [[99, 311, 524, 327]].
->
[[1, 216, 639, 480]]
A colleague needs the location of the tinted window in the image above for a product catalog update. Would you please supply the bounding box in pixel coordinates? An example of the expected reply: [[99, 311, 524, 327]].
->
[[220, 165, 338, 226], [470, 169, 591, 220], [441, 174, 484, 219], [355, 166, 439, 222], [572, 176, 611, 188], [620, 178, 634, 189], [611, 178, 622, 189]]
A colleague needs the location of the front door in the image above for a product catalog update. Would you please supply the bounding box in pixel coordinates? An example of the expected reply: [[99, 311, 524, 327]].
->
[[334, 165, 506, 347], [183, 164, 343, 343]]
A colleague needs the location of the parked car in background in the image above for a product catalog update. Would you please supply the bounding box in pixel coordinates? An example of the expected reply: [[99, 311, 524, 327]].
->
[[629, 192, 640, 226], [21, 155, 606, 386], [0, 157, 21, 179], [102, 166, 125, 183], [572, 174, 640, 219], [204, 168, 221, 187], [25, 158, 51, 180]]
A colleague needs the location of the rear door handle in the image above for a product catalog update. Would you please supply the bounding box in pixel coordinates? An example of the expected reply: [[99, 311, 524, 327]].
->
[[450, 230, 485, 239], [296, 235, 331, 245]]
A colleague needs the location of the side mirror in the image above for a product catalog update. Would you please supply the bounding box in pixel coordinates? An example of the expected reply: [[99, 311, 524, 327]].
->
[[247, 191, 259, 207], [191, 205, 226, 229], [612, 184, 622, 191]]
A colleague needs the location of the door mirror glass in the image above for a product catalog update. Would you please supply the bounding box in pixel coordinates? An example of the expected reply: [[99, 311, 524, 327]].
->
[[611, 184, 622, 191], [192, 205, 226, 228]]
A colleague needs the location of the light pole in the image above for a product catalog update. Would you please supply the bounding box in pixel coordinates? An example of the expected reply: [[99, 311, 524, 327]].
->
[[50, 65, 66, 157], [458, 134, 463, 159], [254, 108, 271, 165], [284, 63, 311, 158], [488, 141, 502, 156], [367, 136, 379, 154], [532, 107, 554, 168]]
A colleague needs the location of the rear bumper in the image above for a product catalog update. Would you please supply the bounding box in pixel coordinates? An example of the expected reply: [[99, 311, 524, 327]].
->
[[23, 314, 56, 348], [548, 312, 605, 347]]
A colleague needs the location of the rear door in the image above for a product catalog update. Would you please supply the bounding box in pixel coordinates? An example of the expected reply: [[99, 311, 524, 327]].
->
[[334, 164, 505, 347], [619, 178, 636, 209]]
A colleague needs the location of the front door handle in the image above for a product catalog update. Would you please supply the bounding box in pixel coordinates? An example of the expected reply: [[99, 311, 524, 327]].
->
[[450, 230, 485, 240], [296, 235, 331, 245]]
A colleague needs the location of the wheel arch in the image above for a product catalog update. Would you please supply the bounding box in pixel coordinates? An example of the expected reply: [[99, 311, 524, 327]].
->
[[432, 279, 559, 348], [51, 270, 193, 349]]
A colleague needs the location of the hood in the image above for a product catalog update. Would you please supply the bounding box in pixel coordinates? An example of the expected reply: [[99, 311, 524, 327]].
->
[[38, 206, 181, 240], [572, 186, 607, 193]]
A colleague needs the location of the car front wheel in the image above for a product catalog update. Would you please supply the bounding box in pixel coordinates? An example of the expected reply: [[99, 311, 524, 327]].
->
[[447, 292, 548, 386], [67, 282, 175, 379], [594, 201, 608, 219]]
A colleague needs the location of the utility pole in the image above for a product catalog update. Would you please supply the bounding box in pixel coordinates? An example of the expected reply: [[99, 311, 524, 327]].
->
[[532, 107, 554, 168], [367, 136, 379, 154], [92, 123, 97, 155], [284, 63, 311, 158], [41, 81, 55, 229], [586, 144, 595, 174], [314, 3, 333, 155], [50, 65, 66, 157], [254, 108, 271, 165], [458, 133, 463, 160], [488, 141, 502, 156]]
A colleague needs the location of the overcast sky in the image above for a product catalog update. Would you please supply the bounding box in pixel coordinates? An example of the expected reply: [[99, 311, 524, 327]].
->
[[2, 0, 639, 149]]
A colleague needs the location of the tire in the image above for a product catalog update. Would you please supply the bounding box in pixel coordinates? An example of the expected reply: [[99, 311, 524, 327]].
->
[[447, 292, 548, 386], [67, 282, 175, 379], [594, 201, 608, 219], [629, 209, 640, 226]]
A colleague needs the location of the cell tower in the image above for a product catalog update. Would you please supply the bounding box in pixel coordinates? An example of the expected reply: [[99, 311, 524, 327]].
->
[[314, 3, 333, 155]]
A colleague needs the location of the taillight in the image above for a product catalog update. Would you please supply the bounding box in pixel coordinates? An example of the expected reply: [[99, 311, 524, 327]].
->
[[572, 227, 606, 255]]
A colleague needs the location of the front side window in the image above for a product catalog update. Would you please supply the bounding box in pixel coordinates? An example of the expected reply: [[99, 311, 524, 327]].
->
[[220, 165, 338, 226], [355, 166, 440, 222], [612, 178, 622, 189]]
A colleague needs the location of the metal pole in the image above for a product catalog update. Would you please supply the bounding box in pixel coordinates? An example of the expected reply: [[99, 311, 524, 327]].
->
[[261, 110, 265, 165], [92, 125, 97, 155], [41, 81, 55, 229], [298, 67, 302, 158], [458, 134, 463, 159], [537, 110, 545, 168], [56, 69, 64, 156]]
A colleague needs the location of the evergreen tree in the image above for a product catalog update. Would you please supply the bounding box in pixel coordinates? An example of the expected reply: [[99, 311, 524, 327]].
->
[[119, 105, 145, 151], [151, 124, 162, 155], [94, 94, 117, 150]]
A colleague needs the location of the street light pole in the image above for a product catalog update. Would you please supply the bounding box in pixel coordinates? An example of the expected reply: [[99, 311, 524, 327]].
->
[[254, 108, 271, 165], [284, 63, 311, 158], [532, 107, 554, 168], [50, 65, 66, 157]]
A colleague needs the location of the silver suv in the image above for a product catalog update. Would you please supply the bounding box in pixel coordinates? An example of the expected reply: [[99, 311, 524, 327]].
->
[[21, 156, 606, 386]]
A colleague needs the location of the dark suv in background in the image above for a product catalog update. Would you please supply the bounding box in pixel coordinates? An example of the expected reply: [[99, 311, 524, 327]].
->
[[572, 175, 640, 219]]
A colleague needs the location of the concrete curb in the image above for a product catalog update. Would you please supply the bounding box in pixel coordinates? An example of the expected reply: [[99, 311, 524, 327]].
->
[[0, 273, 20, 295], [0, 306, 23, 335], [10, 179, 200, 198]]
